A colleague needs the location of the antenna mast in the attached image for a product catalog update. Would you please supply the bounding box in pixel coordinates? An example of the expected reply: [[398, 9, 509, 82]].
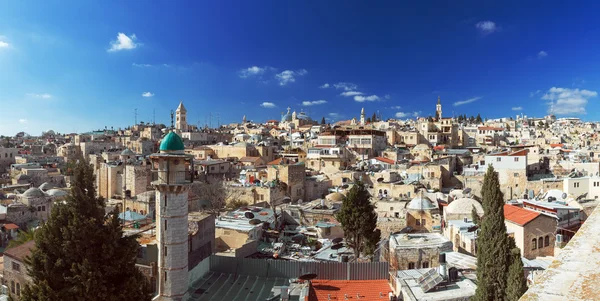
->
[[134, 108, 138, 126], [170, 110, 175, 130]]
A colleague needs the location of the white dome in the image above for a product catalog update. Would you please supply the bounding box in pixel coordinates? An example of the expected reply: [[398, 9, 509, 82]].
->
[[447, 198, 483, 215], [21, 187, 46, 198], [407, 196, 437, 210], [413, 144, 430, 151], [46, 189, 68, 197]]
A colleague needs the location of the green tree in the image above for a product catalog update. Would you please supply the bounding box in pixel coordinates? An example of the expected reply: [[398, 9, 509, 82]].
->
[[7, 228, 38, 249], [371, 112, 377, 122], [321, 117, 326, 125], [336, 182, 380, 261], [22, 160, 151, 301], [471, 205, 480, 225], [475, 114, 483, 124], [473, 165, 509, 301], [366, 117, 371, 124], [506, 237, 527, 301]]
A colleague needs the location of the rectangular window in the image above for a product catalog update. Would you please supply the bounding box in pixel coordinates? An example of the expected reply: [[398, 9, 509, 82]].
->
[[164, 271, 167, 282], [514, 157, 519, 162], [164, 195, 167, 207], [408, 262, 415, 269], [12, 262, 20, 272], [422, 262, 429, 268], [164, 246, 167, 257], [514, 173, 519, 177], [496, 157, 501, 162], [416, 219, 421, 226], [574, 182, 580, 188], [390, 207, 394, 211], [164, 220, 167, 230], [421, 219, 426, 226]]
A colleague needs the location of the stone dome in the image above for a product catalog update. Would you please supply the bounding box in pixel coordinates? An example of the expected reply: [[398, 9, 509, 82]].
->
[[413, 144, 431, 151], [447, 198, 483, 215], [46, 189, 68, 197], [39, 182, 54, 191], [159, 131, 185, 152], [21, 187, 46, 198], [326, 192, 345, 203], [413, 155, 430, 163], [407, 196, 437, 210], [121, 148, 135, 156]]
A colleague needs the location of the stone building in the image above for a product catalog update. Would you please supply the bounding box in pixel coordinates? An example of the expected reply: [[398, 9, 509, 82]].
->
[[266, 162, 306, 202], [17, 187, 53, 222], [2, 240, 35, 300], [405, 195, 441, 233], [386, 232, 453, 271], [0, 147, 19, 173], [504, 204, 556, 259]]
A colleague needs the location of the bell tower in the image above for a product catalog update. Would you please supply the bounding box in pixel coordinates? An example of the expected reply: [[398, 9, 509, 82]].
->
[[150, 131, 194, 300], [175, 101, 187, 131], [360, 107, 365, 125]]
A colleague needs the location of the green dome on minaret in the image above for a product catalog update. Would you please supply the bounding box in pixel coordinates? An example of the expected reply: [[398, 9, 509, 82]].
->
[[159, 131, 185, 152]]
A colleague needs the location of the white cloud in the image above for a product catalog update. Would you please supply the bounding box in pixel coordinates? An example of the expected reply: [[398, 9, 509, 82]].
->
[[18, 119, 27, 124], [333, 82, 358, 91], [537, 51, 548, 59], [384, 94, 391, 100], [275, 69, 308, 86], [0, 41, 9, 48], [395, 112, 410, 118], [27, 93, 52, 99], [475, 21, 500, 35], [142, 92, 154, 97], [340, 91, 363, 97], [239, 66, 267, 78], [133, 63, 152, 68], [453, 96, 481, 106], [354, 95, 380, 102], [108, 33, 138, 52], [328, 113, 341, 119], [413, 111, 422, 117], [512, 107, 523, 111], [320, 83, 330, 89], [541, 87, 598, 115], [260, 102, 276, 108], [391, 106, 401, 110], [530, 90, 541, 98], [302, 100, 327, 106]]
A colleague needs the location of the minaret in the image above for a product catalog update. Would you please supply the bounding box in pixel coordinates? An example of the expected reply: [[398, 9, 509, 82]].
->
[[436, 96, 442, 120], [175, 101, 187, 131], [150, 131, 193, 301], [242, 115, 247, 124], [360, 107, 365, 125]]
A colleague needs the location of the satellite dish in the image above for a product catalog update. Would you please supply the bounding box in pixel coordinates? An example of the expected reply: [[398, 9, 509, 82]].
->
[[562, 193, 567, 200], [298, 273, 318, 281], [342, 184, 349, 189], [332, 237, 343, 244], [249, 219, 261, 225], [244, 212, 255, 219], [463, 188, 472, 194], [377, 178, 384, 182]]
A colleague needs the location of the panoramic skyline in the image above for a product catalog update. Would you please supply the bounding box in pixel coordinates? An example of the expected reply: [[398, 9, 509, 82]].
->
[[2, 0, 600, 135]]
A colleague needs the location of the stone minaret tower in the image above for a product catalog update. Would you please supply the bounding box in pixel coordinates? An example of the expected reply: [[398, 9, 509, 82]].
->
[[150, 131, 193, 301], [360, 107, 365, 125], [242, 115, 247, 124], [436, 96, 442, 120], [175, 101, 187, 131]]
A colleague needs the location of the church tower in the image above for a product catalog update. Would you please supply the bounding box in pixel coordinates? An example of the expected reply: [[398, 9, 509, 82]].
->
[[360, 107, 365, 125], [436, 96, 442, 120], [175, 101, 187, 131], [150, 131, 193, 301]]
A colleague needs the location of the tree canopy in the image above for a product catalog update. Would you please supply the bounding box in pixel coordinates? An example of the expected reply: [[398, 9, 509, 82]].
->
[[22, 160, 152, 301], [335, 181, 381, 261]]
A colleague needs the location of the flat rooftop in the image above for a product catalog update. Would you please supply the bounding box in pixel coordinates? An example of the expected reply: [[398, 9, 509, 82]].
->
[[390, 233, 451, 249], [401, 276, 476, 301], [186, 271, 290, 301], [520, 201, 600, 301]]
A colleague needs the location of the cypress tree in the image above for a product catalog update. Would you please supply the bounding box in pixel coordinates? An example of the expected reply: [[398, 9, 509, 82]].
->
[[471, 205, 480, 225], [473, 165, 509, 301], [321, 117, 326, 125], [336, 181, 380, 261], [506, 237, 527, 301], [22, 160, 152, 301]]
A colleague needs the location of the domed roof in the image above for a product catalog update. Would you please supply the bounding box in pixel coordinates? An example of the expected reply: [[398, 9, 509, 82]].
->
[[121, 148, 135, 156], [21, 187, 46, 198], [447, 198, 483, 215], [159, 131, 185, 152], [413, 155, 430, 163], [407, 196, 437, 210], [39, 182, 54, 191], [46, 189, 68, 197], [326, 192, 345, 203], [413, 144, 431, 151]]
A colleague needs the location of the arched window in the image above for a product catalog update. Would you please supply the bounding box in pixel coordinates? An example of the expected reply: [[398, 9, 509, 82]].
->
[[545, 235, 550, 247], [133, 209, 137, 213], [10, 281, 14, 294], [532, 238, 537, 250], [16, 283, 20, 296], [140, 210, 144, 216], [538, 237, 543, 249]]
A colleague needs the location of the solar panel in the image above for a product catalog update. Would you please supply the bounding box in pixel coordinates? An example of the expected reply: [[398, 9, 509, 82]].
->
[[417, 268, 443, 293]]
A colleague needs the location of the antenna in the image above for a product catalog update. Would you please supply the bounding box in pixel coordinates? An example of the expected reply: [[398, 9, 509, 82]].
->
[[134, 108, 138, 125], [170, 110, 175, 130], [153, 109, 156, 125]]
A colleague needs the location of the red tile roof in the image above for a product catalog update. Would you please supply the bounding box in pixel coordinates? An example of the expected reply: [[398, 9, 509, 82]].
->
[[550, 143, 563, 148], [309, 280, 392, 301], [504, 204, 540, 226], [4, 224, 19, 230], [374, 157, 395, 165], [4, 240, 35, 262], [478, 126, 504, 131]]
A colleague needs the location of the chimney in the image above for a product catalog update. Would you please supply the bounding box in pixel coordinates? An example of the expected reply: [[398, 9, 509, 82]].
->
[[439, 253, 448, 280]]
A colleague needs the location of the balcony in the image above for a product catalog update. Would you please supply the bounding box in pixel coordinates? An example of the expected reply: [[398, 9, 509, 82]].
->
[[151, 170, 194, 186]]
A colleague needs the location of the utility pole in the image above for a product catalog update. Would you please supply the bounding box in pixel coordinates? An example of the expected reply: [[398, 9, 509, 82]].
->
[[153, 109, 156, 125], [134, 108, 138, 126]]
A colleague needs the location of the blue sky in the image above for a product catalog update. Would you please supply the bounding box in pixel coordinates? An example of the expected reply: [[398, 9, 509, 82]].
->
[[2, 1, 600, 136]]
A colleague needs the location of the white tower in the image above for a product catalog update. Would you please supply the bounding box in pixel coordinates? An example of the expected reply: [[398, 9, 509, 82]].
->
[[150, 131, 193, 301], [436, 96, 442, 120], [175, 101, 187, 131], [360, 107, 365, 125]]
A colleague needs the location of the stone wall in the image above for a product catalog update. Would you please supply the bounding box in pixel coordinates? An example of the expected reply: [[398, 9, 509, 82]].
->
[[6, 204, 38, 229], [390, 243, 453, 270], [2, 256, 31, 300]]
